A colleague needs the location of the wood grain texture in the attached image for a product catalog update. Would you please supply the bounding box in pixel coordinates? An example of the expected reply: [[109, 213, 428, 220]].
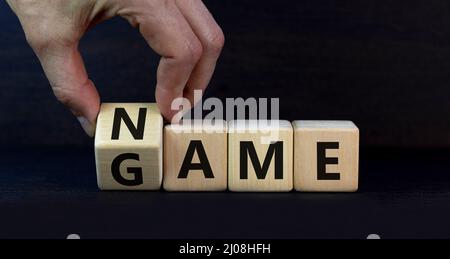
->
[[293, 121, 359, 192], [228, 120, 293, 192], [95, 103, 163, 190], [163, 120, 227, 191]]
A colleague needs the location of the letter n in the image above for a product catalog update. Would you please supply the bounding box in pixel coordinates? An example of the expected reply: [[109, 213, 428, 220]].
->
[[111, 108, 147, 140]]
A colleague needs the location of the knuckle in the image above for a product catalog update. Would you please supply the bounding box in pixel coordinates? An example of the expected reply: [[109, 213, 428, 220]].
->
[[52, 87, 75, 106], [25, 32, 52, 52], [178, 38, 203, 65], [204, 27, 225, 56]]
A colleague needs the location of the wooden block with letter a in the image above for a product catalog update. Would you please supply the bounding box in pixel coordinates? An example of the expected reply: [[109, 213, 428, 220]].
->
[[163, 120, 227, 191], [228, 120, 293, 192], [95, 103, 163, 190], [293, 120, 359, 192]]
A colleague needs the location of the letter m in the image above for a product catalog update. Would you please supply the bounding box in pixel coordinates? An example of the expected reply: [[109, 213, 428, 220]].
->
[[240, 141, 283, 180]]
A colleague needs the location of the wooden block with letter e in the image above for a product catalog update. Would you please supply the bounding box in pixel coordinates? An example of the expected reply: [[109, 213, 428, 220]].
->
[[228, 120, 293, 192], [293, 121, 359, 192], [95, 103, 163, 190], [163, 120, 227, 191]]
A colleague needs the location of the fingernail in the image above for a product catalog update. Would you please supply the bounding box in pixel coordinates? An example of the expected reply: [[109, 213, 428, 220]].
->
[[77, 116, 96, 137]]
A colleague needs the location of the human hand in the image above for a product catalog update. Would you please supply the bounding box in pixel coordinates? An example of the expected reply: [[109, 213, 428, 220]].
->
[[6, 0, 224, 136]]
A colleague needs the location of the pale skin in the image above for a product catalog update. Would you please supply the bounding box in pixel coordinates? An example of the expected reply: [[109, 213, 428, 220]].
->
[[6, 0, 225, 136]]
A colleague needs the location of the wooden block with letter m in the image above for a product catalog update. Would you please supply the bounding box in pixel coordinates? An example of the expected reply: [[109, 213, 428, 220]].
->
[[94, 103, 163, 190], [228, 120, 293, 192]]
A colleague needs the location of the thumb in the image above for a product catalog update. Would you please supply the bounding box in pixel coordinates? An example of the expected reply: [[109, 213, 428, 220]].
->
[[36, 44, 100, 137]]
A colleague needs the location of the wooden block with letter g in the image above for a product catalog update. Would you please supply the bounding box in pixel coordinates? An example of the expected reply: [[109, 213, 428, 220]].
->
[[293, 120, 359, 192], [94, 103, 163, 190], [228, 120, 293, 192], [163, 120, 227, 191]]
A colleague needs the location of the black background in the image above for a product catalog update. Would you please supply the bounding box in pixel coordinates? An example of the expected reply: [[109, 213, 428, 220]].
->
[[1, 0, 450, 239], [2, 0, 450, 148]]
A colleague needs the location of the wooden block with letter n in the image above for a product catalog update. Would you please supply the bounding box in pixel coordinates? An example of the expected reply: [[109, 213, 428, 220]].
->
[[228, 120, 293, 192], [163, 120, 227, 191], [95, 103, 163, 190], [293, 121, 359, 192]]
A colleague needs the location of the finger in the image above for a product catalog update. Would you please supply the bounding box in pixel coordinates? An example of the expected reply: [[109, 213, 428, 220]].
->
[[35, 43, 100, 137], [175, 0, 225, 104], [134, 1, 203, 121]]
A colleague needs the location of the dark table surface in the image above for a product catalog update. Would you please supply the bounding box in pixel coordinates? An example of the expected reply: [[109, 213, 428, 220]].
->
[[0, 146, 449, 239]]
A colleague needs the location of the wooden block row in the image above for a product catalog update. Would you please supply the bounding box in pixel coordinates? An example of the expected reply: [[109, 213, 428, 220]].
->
[[95, 103, 359, 192]]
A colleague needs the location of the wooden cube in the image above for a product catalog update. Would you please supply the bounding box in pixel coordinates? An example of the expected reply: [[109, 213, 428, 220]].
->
[[228, 120, 293, 192], [293, 121, 359, 192], [95, 103, 163, 190], [163, 120, 227, 191]]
